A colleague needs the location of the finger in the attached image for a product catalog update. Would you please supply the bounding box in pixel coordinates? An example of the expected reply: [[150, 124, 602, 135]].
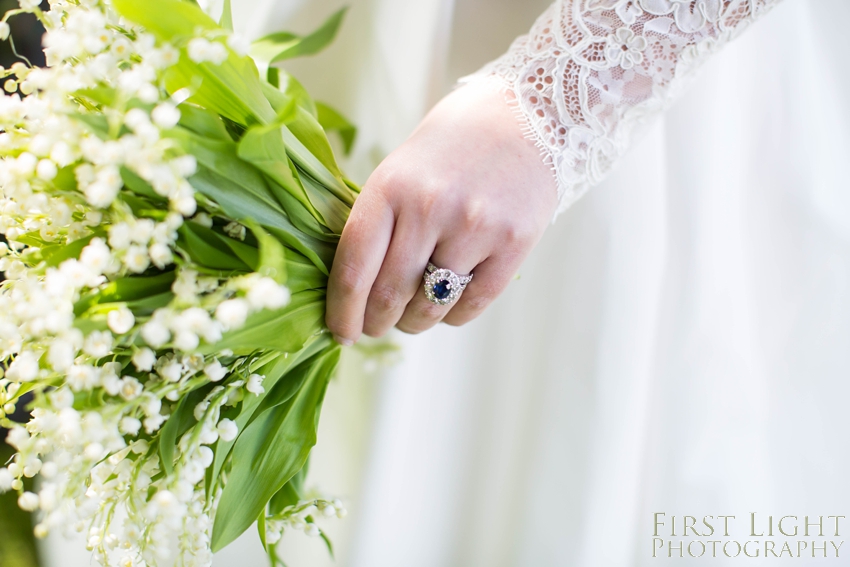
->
[[441, 253, 521, 327], [325, 189, 394, 345], [395, 241, 483, 335], [362, 211, 436, 338]]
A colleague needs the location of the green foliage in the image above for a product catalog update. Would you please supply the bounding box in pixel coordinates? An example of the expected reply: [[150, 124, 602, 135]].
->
[[212, 345, 340, 551], [0, 442, 39, 567], [316, 102, 357, 156], [251, 8, 348, 64], [98, 0, 357, 557]]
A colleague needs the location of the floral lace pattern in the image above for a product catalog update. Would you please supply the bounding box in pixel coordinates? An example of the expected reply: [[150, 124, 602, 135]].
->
[[464, 0, 782, 214]]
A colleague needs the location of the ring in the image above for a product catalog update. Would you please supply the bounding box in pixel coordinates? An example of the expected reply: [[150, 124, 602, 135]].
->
[[423, 262, 473, 306]]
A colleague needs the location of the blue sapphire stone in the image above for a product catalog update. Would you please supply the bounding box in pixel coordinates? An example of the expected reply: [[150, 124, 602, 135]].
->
[[433, 279, 451, 300]]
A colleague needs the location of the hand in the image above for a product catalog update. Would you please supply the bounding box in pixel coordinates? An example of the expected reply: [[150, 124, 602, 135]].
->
[[325, 81, 559, 345]]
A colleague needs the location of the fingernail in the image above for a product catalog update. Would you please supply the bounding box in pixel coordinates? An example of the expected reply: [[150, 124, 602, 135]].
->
[[333, 334, 354, 347]]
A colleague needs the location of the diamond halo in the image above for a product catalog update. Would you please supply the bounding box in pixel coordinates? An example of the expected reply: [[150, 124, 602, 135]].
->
[[423, 262, 473, 306]]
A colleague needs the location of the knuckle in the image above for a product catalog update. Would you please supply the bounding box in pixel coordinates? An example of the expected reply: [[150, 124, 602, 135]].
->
[[333, 260, 369, 296], [413, 185, 443, 218], [464, 283, 500, 312], [458, 198, 491, 233], [362, 322, 389, 338], [500, 220, 535, 249], [413, 300, 446, 321], [369, 283, 405, 314]]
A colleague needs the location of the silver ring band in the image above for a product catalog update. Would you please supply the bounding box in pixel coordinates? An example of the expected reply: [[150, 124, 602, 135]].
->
[[423, 262, 473, 306]]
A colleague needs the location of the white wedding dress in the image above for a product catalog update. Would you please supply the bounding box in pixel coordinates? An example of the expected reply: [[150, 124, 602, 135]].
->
[[43, 1, 850, 566]]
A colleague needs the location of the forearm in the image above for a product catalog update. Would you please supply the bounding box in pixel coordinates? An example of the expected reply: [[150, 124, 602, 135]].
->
[[463, 0, 783, 215]]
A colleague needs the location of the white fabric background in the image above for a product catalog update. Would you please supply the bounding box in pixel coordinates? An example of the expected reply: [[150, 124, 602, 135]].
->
[[42, 1, 850, 566]]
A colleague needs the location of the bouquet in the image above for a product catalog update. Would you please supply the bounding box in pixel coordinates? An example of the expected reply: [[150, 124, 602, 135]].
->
[[0, 1, 360, 565]]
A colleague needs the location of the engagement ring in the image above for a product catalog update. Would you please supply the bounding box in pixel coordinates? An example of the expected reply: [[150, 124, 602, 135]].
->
[[423, 262, 473, 306]]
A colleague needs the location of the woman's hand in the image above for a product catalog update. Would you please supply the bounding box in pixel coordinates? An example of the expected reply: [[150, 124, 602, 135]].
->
[[325, 81, 559, 345]]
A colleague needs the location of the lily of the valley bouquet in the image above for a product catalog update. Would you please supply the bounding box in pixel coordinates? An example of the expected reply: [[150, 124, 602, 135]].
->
[[0, 0, 359, 565]]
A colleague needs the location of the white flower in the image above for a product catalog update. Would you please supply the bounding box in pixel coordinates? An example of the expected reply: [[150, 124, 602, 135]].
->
[[132, 348, 156, 371], [192, 212, 213, 228], [49, 142, 73, 167], [0, 467, 14, 492], [80, 237, 115, 274], [18, 491, 39, 512], [130, 218, 155, 244], [246, 374, 265, 396], [215, 298, 249, 330], [193, 400, 210, 422], [158, 359, 182, 383], [204, 360, 227, 382], [247, 277, 290, 310], [48, 340, 76, 371], [84, 442, 104, 460], [0, 22, 9, 41], [222, 31, 250, 55], [83, 181, 119, 208], [605, 27, 647, 70], [187, 38, 228, 64], [143, 413, 167, 434], [119, 377, 143, 400], [108, 223, 132, 249], [141, 320, 170, 348], [149, 242, 173, 269], [48, 387, 74, 409], [216, 419, 238, 442], [67, 364, 100, 391], [151, 103, 180, 129], [173, 331, 199, 351], [83, 331, 113, 358], [171, 155, 197, 177], [119, 417, 142, 436], [36, 159, 58, 181], [7, 351, 40, 382], [102, 371, 122, 396], [123, 245, 150, 273], [107, 307, 135, 334]]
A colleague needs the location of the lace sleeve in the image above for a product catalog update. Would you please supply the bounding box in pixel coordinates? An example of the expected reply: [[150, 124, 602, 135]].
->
[[462, 0, 783, 215]]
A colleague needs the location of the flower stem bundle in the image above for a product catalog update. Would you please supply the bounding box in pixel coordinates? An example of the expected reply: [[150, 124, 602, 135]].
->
[[0, 1, 356, 565]]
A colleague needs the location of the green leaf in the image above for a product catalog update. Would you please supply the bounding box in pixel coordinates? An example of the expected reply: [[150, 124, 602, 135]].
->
[[41, 234, 97, 267], [177, 222, 252, 272], [113, 0, 276, 125], [187, 165, 335, 274], [258, 510, 267, 551], [203, 290, 326, 355], [74, 271, 176, 317], [211, 346, 340, 551], [267, 67, 280, 89], [208, 335, 332, 496], [269, 462, 307, 514], [280, 73, 317, 118], [220, 0, 233, 30], [121, 168, 165, 202], [237, 123, 323, 223], [315, 102, 357, 155], [248, 221, 287, 284], [250, 8, 348, 63], [158, 387, 209, 476], [177, 104, 231, 141], [212, 232, 260, 271], [262, 83, 353, 205]]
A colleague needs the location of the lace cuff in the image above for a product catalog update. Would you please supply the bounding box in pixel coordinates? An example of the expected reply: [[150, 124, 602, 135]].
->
[[462, 0, 782, 216]]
